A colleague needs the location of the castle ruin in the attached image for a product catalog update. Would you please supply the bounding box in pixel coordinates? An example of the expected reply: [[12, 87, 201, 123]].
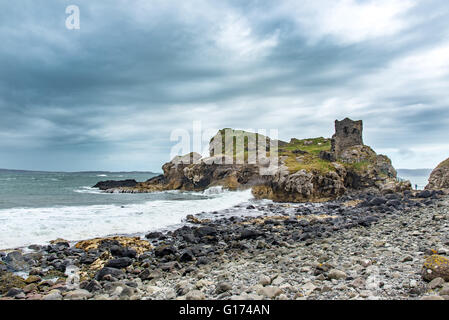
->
[[331, 118, 364, 158]]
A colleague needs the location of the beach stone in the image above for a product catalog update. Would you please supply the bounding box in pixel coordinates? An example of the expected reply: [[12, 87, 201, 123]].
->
[[154, 245, 177, 258], [25, 275, 41, 284], [4, 251, 28, 272], [186, 290, 206, 300], [0, 271, 26, 294], [85, 280, 102, 292], [259, 275, 271, 286], [95, 267, 125, 281], [258, 286, 283, 299], [301, 282, 317, 295], [216, 282, 232, 294], [422, 255, 449, 281], [427, 277, 444, 290], [23, 283, 38, 294], [328, 269, 347, 280], [272, 276, 285, 286], [421, 295, 444, 300], [439, 284, 449, 296], [64, 289, 93, 300], [42, 290, 63, 300], [6, 287, 24, 298], [105, 257, 133, 269]]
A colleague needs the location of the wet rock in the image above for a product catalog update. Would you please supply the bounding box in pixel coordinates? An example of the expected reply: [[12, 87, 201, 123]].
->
[[93, 179, 138, 191], [85, 280, 102, 292], [105, 257, 133, 269], [239, 229, 261, 240], [25, 275, 41, 284], [4, 251, 28, 272], [95, 267, 125, 281], [0, 271, 26, 294], [194, 226, 217, 238], [154, 245, 177, 258], [145, 232, 163, 239], [6, 287, 24, 298], [179, 249, 194, 262], [110, 246, 137, 259]]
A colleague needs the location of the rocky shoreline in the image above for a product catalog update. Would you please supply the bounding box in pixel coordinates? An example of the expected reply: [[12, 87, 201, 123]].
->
[[2, 188, 449, 300]]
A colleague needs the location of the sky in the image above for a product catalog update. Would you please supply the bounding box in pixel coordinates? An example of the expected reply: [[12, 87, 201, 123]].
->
[[1, 0, 449, 172]]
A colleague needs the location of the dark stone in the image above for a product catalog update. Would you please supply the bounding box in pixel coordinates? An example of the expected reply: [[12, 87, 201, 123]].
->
[[239, 229, 261, 240], [105, 257, 133, 269], [196, 257, 209, 266], [182, 233, 197, 243], [4, 251, 28, 272], [145, 232, 164, 239], [95, 267, 125, 281], [194, 226, 217, 237], [93, 179, 138, 190], [418, 190, 432, 198], [369, 197, 387, 206], [160, 261, 181, 271], [246, 205, 256, 210], [110, 245, 137, 259], [6, 287, 23, 297], [154, 245, 177, 258], [85, 279, 102, 292], [179, 249, 194, 262], [80, 254, 97, 265], [386, 199, 401, 208]]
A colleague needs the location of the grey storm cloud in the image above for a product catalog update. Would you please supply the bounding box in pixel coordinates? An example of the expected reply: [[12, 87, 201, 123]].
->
[[1, 0, 449, 171]]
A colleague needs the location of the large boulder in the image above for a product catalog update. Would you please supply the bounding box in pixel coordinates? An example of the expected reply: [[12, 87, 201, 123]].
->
[[422, 255, 449, 281], [426, 158, 449, 190]]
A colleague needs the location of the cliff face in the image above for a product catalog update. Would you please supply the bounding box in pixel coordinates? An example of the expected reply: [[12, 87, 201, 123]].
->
[[426, 158, 449, 190], [98, 118, 410, 201]]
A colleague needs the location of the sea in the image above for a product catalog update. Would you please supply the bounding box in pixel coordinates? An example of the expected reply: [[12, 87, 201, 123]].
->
[[0, 170, 255, 250], [0, 168, 432, 250]]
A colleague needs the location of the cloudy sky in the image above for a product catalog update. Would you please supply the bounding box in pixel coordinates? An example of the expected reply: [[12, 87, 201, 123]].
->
[[1, 0, 449, 172]]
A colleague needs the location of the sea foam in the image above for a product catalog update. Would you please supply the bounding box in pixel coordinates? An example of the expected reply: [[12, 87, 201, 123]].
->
[[0, 189, 253, 249]]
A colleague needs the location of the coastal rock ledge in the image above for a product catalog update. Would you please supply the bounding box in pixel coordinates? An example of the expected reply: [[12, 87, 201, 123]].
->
[[95, 118, 411, 202]]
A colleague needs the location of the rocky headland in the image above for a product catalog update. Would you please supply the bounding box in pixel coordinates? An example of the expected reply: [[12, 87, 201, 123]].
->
[[97, 118, 411, 202]]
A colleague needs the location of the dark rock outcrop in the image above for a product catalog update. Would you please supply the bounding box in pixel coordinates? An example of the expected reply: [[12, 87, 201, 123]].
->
[[94, 179, 138, 190]]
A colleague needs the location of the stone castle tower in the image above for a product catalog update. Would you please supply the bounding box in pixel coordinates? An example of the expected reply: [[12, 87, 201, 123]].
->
[[331, 118, 363, 158]]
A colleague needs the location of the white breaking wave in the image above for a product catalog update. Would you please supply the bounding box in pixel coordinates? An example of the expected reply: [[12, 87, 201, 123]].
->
[[0, 189, 253, 250], [73, 186, 105, 194], [96, 174, 108, 177], [203, 186, 225, 195]]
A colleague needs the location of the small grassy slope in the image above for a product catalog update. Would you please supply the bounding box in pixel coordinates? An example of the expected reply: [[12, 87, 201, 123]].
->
[[279, 137, 336, 174]]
